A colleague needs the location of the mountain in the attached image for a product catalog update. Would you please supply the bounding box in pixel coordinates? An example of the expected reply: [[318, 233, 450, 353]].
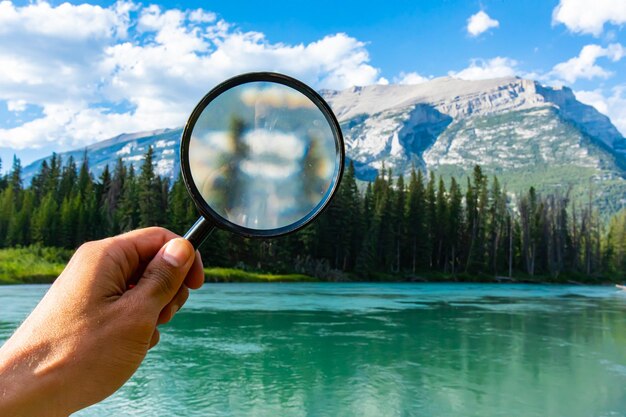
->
[[22, 76, 626, 215], [23, 127, 183, 184]]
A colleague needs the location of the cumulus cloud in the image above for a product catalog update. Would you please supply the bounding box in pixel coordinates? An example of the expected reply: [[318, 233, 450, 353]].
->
[[394, 72, 429, 85], [553, 0, 626, 36], [0, 1, 384, 151], [551, 43, 625, 84], [449, 57, 518, 80], [467, 11, 499, 37], [7, 100, 27, 112], [576, 87, 626, 135]]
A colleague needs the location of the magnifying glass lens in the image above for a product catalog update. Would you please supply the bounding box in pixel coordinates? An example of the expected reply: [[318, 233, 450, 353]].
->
[[188, 81, 339, 230]]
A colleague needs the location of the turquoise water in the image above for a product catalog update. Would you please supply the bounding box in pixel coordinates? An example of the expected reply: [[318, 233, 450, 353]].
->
[[1, 283, 626, 417]]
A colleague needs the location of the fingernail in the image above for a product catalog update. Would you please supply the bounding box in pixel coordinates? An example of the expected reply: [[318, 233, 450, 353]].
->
[[162, 238, 192, 267], [171, 304, 180, 319]]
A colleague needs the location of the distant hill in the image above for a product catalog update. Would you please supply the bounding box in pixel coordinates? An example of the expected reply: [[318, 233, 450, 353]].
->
[[23, 127, 183, 183], [23, 76, 626, 215]]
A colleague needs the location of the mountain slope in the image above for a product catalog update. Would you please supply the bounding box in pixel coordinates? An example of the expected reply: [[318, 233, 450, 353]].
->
[[23, 128, 183, 184], [22, 76, 626, 214], [322, 77, 625, 177]]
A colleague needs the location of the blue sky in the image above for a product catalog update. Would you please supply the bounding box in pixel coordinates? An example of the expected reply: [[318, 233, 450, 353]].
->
[[1, 0, 625, 169]]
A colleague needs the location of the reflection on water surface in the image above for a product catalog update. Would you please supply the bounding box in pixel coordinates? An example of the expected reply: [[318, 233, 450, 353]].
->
[[1, 283, 625, 417]]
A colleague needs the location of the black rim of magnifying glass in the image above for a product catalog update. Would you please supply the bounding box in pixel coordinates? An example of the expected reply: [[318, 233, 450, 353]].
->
[[180, 72, 345, 239]]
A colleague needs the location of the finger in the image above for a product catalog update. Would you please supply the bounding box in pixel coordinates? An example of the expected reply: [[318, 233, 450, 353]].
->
[[157, 285, 189, 325], [184, 251, 205, 290], [112, 227, 181, 281], [132, 238, 195, 313], [149, 329, 160, 349]]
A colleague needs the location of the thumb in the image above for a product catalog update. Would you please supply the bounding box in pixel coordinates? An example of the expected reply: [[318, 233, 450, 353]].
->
[[133, 237, 195, 313]]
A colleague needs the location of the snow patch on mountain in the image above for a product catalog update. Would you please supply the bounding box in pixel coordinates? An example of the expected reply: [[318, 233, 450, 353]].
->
[[20, 77, 626, 215], [322, 76, 626, 179]]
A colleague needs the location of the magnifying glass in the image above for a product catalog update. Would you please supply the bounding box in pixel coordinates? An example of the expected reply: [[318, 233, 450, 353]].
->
[[180, 72, 345, 248]]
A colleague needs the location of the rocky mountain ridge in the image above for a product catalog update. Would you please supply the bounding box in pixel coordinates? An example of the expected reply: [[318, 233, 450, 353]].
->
[[22, 76, 626, 214]]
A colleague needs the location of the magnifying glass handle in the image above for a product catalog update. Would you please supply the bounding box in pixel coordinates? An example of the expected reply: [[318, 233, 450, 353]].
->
[[184, 217, 215, 249]]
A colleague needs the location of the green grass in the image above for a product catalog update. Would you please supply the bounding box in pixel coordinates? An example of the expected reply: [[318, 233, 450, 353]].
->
[[0, 247, 316, 284], [204, 267, 315, 283], [0, 246, 616, 285], [0, 246, 72, 284]]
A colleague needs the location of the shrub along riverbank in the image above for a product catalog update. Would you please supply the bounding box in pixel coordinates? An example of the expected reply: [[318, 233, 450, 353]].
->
[[0, 246, 621, 285], [0, 246, 317, 285], [0, 246, 71, 284]]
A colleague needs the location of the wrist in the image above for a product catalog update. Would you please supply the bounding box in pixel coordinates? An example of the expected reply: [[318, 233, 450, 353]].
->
[[0, 338, 70, 417]]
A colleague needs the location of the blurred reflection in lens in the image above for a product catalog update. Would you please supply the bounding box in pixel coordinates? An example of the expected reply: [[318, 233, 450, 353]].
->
[[188, 82, 338, 230]]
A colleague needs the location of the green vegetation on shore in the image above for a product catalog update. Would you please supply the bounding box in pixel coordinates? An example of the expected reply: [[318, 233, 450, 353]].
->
[[0, 246, 619, 285], [0, 247, 316, 284], [0, 246, 71, 284], [203, 268, 314, 283]]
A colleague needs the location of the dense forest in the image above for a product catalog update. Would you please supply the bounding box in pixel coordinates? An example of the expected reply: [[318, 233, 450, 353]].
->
[[0, 148, 625, 282]]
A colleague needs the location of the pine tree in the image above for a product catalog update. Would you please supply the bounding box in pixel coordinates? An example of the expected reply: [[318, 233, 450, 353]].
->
[[97, 164, 113, 235], [346, 162, 364, 271], [0, 157, 6, 191], [487, 176, 506, 276], [354, 181, 376, 276], [434, 176, 448, 270], [138, 147, 159, 227], [58, 155, 77, 201], [31, 192, 59, 246], [392, 174, 405, 272], [604, 209, 626, 275], [375, 170, 395, 270], [447, 177, 463, 275], [7, 190, 33, 246], [168, 173, 195, 235], [328, 160, 361, 270], [425, 171, 437, 268], [406, 168, 427, 273], [465, 165, 488, 273], [45, 153, 61, 200], [118, 165, 139, 232], [73, 154, 99, 243], [10, 155, 22, 198], [519, 187, 539, 276], [0, 187, 14, 247], [60, 195, 80, 248], [107, 158, 127, 234]]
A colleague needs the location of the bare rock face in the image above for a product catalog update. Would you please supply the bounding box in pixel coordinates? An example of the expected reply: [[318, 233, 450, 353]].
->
[[322, 77, 625, 179], [23, 77, 626, 214]]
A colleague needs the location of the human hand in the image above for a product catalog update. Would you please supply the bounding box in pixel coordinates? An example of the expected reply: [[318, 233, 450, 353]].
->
[[0, 227, 204, 417]]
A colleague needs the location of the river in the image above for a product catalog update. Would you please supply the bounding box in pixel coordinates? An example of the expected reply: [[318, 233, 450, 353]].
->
[[1, 283, 625, 417]]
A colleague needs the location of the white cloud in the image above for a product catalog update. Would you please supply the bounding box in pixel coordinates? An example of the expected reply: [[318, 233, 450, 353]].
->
[[551, 43, 625, 84], [576, 87, 626, 135], [449, 57, 518, 80], [575, 90, 609, 114], [394, 72, 429, 85], [6, 100, 26, 112], [0, 1, 131, 39], [467, 11, 499, 37], [553, 0, 626, 36], [0, 1, 385, 151]]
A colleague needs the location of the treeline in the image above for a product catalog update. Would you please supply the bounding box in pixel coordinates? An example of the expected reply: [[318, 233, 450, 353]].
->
[[0, 149, 625, 281]]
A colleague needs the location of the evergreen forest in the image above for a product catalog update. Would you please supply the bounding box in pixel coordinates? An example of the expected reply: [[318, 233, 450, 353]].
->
[[0, 148, 625, 283]]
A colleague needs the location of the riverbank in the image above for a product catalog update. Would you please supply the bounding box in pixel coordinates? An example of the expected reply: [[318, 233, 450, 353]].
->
[[0, 247, 316, 284], [0, 247, 619, 285], [0, 246, 71, 284]]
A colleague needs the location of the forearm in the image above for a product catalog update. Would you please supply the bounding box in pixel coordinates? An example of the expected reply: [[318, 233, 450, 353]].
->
[[0, 335, 69, 417]]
